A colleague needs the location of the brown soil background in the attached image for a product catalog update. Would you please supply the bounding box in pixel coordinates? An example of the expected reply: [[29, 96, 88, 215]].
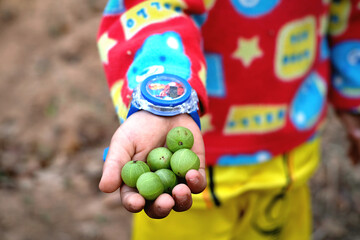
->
[[0, 1, 359, 239]]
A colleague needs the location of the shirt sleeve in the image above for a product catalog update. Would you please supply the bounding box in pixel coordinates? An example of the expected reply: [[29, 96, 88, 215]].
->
[[328, 0, 360, 112], [97, 0, 209, 123]]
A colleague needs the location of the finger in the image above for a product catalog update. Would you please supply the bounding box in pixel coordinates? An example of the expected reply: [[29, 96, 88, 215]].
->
[[185, 169, 207, 194], [172, 184, 192, 212], [120, 184, 146, 213], [338, 112, 360, 140], [144, 193, 175, 219], [186, 128, 207, 194], [338, 112, 360, 165], [99, 127, 134, 193], [354, 139, 360, 165], [349, 138, 360, 165], [348, 142, 357, 165]]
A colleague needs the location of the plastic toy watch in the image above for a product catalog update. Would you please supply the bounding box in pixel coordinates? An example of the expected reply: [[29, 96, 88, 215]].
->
[[102, 74, 201, 162], [127, 74, 201, 129]]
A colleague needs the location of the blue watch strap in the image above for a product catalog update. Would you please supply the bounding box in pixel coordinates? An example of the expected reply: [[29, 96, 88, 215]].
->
[[190, 111, 201, 130], [103, 147, 109, 162], [126, 74, 201, 128], [127, 102, 139, 119]]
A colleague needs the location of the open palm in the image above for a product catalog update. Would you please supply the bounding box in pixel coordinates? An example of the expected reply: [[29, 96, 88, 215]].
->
[[100, 111, 206, 218]]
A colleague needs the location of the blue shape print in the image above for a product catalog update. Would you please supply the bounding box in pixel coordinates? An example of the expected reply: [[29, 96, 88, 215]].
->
[[330, 14, 339, 24], [104, 0, 125, 15], [320, 37, 330, 61], [230, 0, 280, 17], [205, 53, 226, 97], [290, 72, 326, 130], [331, 41, 360, 98], [218, 151, 272, 166], [242, 118, 249, 127], [126, 32, 191, 90], [191, 13, 208, 28]]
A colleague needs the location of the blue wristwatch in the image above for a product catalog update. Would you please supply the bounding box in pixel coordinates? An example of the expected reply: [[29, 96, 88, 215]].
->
[[127, 74, 201, 129]]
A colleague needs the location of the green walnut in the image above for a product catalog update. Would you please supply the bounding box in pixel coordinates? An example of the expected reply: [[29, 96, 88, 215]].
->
[[136, 172, 164, 201], [155, 169, 178, 194], [121, 160, 150, 188], [166, 126, 194, 152], [147, 147, 173, 171], [170, 149, 200, 177]]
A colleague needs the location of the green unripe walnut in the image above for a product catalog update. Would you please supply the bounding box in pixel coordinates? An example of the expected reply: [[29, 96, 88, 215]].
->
[[170, 149, 200, 177], [166, 126, 194, 153], [121, 160, 150, 188], [155, 169, 178, 194], [136, 172, 164, 200], [147, 147, 172, 171]]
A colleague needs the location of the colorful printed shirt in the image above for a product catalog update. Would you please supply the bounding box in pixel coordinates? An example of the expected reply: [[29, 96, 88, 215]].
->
[[97, 0, 360, 166]]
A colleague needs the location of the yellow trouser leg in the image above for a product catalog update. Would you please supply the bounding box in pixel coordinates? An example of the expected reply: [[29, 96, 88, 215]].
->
[[132, 137, 319, 240]]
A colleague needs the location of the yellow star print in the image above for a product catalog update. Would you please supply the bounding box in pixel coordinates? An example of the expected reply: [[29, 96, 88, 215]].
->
[[98, 32, 117, 64], [200, 114, 214, 134], [204, 0, 216, 10], [232, 36, 263, 67], [110, 80, 128, 121], [319, 14, 328, 36], [198, 62, 207, 86]]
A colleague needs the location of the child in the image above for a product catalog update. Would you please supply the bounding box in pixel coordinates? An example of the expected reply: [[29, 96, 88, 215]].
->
[[97, 0, 360, 239]]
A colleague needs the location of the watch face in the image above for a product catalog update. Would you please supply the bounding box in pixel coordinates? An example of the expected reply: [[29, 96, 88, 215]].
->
[[146, 77, 187, 101], [140, 74, 192, 107]]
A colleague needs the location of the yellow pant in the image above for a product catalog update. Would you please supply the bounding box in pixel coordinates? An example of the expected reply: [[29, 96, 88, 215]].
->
[[133, 137, 320, 240]]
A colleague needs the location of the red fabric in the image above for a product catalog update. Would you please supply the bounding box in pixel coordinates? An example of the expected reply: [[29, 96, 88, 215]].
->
[[98, 0, 360, 166]]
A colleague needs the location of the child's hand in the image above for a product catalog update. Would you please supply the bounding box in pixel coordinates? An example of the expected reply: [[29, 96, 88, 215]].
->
[[100, 111, 206, 218], [337, 110, 360, 164]]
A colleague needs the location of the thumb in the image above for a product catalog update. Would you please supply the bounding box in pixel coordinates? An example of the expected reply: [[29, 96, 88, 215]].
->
[[99, 127, 134, 193]]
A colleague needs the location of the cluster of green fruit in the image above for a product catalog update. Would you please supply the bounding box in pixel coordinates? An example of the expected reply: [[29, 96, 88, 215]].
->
[[121, 126, 200, 201]]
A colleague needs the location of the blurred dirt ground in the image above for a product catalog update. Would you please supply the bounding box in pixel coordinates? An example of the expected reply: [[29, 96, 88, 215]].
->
[[0, 0, 359, 239]]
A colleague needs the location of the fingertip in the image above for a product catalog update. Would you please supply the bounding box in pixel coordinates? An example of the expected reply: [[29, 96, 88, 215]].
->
[[144, 194, 175, 219], [185, 169, 207, 194], [124, 193, 146, 213], [157, 193, 175, 210], [99, 179, 119, 193], [186, 169, 199, 180], [121, 185, 146, 213], [99, 170, 122, 193], [172, 184, 192, 212], [172, 183, 191, 195], [98, 158, 123, 192]]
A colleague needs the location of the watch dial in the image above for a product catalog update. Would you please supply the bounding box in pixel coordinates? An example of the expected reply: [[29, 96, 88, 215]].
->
[[146, 77, 186, 101]]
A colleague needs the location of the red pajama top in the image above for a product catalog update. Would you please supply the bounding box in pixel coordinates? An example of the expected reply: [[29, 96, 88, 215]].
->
[[98, 0, 360, 166]]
